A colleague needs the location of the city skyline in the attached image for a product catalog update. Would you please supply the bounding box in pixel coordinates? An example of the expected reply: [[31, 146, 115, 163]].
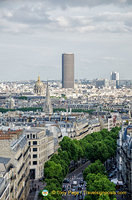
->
[[0, 0, 132, 81]]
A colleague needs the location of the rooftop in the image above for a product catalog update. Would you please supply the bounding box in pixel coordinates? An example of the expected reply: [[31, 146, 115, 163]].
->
[[0, 157, 11, 165], [0, 177, 4, 185], [0, 129, 22, 140], [23, 127, 45, 134]]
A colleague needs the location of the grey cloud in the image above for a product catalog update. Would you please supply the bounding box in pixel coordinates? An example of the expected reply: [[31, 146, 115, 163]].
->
[[1, 0, 132, 9], [0, 3, 51, 24], [53, 12, 132, 33], [0, 0, 132, 34], [125, 18, 132, 27], [44, 0, 132, 8]]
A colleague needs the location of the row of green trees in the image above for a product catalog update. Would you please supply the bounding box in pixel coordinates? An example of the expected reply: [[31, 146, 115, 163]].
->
[[53, 108, 66, 112], [41, 138, 83, 199], [83, 160, 116, 200], [80, 127, 119, 163], [71, 109, 95, 114], [0, 107, 42, 113], [62, 127, 119, 200], [0, 106, 95, 114], [0, 107, 94, 114], [18, 96, 28, 100], [40, 149, 70, 199], [40, 127, 120, 200], [82, 127, 120, 200]]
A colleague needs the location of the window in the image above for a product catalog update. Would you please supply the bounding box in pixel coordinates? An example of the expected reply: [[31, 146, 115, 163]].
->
[[33, 161, 37, 165], [33, 154, 37, 158], [33, 141, 37, 145], [33, 148, 37, 152], [17, 153, 22, 161], [27, 135, 29, 139], [29, 141, 31, 146], [33, 134, 35, 139]]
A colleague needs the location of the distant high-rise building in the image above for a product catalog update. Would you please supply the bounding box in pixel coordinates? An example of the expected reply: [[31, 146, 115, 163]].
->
[[111, 72, 119, 81], [62, 53, 74, 88], [111, 72, 119, 88]]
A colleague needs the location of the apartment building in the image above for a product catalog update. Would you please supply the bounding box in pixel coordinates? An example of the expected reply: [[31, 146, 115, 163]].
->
[[25, 127, 54, 179], [0, 157, 11, 200], [117, 125, 132, 200], [0, 129, 30, 200]]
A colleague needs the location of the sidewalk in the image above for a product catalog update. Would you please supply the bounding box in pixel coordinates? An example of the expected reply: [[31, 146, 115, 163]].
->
[[34, 191, 40, 200], [27, 179, 46, 200]]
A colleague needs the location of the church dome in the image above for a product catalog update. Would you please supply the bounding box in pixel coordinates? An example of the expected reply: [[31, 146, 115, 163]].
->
[[34, 76, 45, 95]]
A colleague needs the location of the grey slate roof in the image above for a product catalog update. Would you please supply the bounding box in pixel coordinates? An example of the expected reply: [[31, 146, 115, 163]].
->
[[0, 157, 10, 165]]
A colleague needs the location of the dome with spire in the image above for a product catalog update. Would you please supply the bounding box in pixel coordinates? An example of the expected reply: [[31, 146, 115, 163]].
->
[[34, 76, 45, 96]]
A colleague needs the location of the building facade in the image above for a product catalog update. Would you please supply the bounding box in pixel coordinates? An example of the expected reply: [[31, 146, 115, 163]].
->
[[111, 72, 119, 81], [0, 157, 11, 200], [0, 130, 30, 200], [25, 127, 54, 179], [111, 72, 119, 88], [62, 53, 74, 88], [117, 125, 132, 200]]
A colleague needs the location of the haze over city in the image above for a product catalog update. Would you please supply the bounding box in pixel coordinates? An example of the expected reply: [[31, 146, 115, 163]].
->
[[0, 0, 132, 81]]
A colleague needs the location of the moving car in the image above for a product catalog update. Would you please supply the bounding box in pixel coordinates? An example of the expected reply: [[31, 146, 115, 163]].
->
[[71, 188, 76, 192], [72, 180, 78, 186]]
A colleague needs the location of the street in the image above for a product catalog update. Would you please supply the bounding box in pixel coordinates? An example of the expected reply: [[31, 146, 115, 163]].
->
[[62, 161, 90, 200]]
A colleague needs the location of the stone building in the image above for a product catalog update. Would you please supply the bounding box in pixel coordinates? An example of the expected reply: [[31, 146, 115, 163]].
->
[[0, 129, 30, 200], [0, 157, 11, 200], [117, 125, 132, 200], [25, 127, 54, 179]]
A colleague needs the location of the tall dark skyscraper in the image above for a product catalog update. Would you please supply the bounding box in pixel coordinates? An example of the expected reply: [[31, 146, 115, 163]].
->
[[62, 53, 74, 88]]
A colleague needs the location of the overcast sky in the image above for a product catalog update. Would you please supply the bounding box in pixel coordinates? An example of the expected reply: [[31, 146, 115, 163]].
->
[[0, 0, 132, 81]]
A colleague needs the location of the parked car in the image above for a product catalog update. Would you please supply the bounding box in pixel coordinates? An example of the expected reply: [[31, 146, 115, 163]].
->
[[62, 186, 67, 192], [71, 184, 76, 189], [82, 159, 86, 164], [80, 180, 84, 185], [68, 185, 71, 190], [108, 172, 115, 178], [63, 178, 70, 183], [78, 186, 82, 191], [78, 194, 83, 200]]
